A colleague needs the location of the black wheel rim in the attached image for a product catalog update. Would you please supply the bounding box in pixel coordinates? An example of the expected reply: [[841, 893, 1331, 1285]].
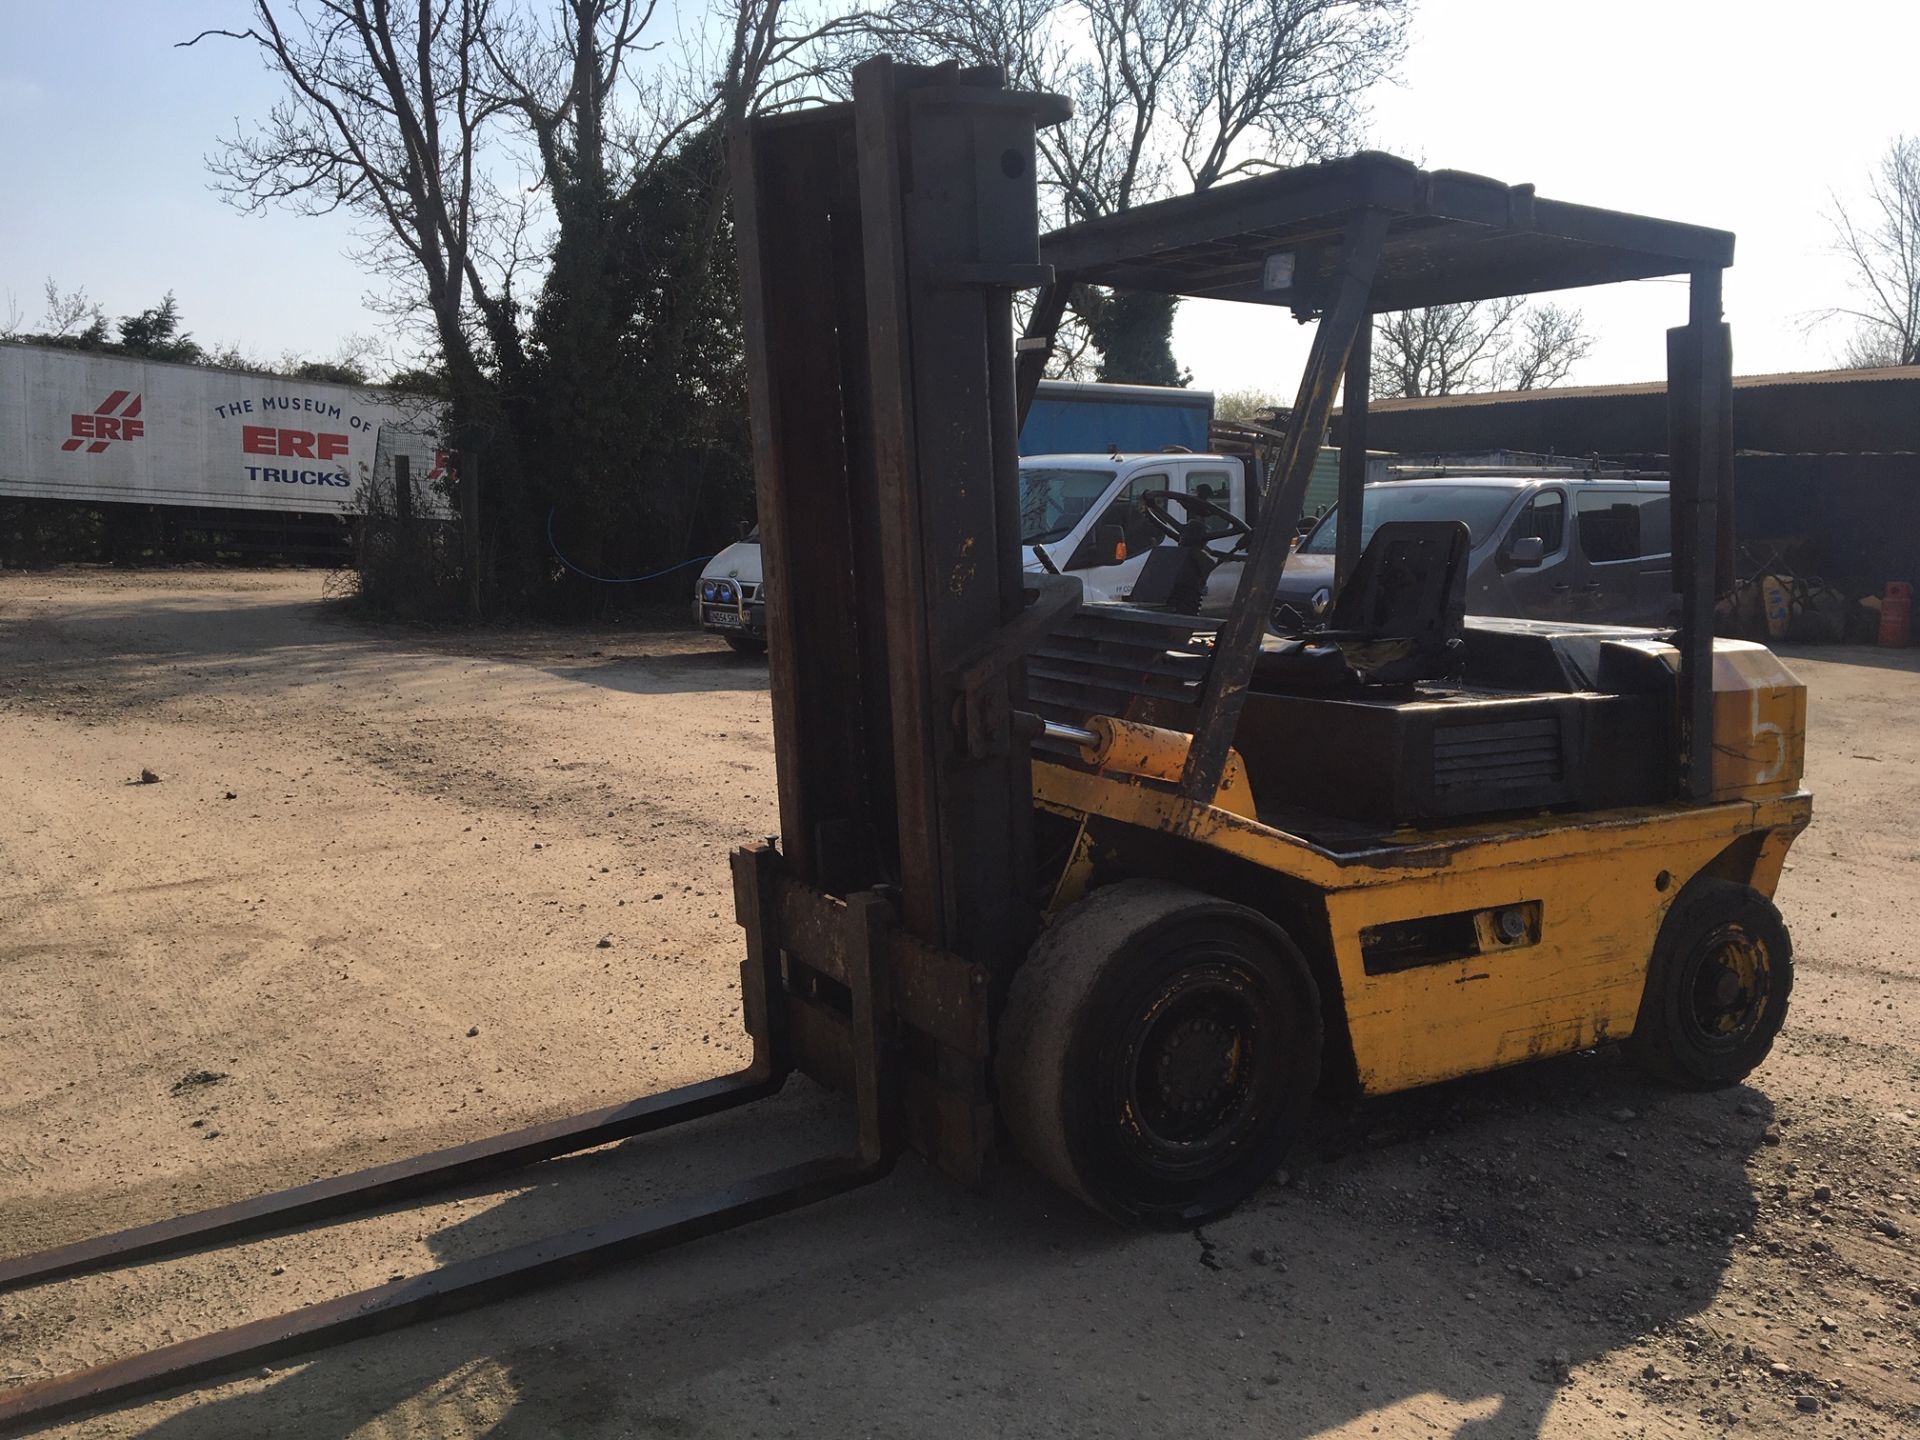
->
[[1678, 921, 1771, 1054], [1105, 953, 1285, 1186]]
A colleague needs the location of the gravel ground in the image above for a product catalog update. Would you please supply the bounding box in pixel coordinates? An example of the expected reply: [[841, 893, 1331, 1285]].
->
[[0, 567, 1915, 1440]]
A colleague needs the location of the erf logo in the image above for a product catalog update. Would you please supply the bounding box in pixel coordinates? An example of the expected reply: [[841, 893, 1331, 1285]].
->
[[242, 425, 349, 460], [63, 391, 144, 454]]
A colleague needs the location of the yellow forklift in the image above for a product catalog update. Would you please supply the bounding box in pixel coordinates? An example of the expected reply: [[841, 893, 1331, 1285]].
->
[[0, 57, 1809, 1430]]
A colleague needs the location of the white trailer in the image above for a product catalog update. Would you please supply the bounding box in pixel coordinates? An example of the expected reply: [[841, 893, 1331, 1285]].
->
[[0, 342, 447, 519]]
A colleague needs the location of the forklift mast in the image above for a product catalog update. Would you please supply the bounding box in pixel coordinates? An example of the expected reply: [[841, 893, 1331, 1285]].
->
[[735, 57, 1060, 956], [728, 59, 1073, 1182]]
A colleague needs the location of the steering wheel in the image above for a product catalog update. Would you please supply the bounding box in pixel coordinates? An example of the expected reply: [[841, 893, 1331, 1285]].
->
[[1138, 489, 1252, 553]]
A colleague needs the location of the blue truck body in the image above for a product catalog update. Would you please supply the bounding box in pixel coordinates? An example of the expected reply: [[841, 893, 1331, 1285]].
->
[[1019, 380, 1213, 456]]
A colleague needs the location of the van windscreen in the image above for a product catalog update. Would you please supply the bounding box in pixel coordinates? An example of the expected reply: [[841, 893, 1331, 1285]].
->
[[1020, 466, 1120, 544], [1299, 483, 1522, 555]]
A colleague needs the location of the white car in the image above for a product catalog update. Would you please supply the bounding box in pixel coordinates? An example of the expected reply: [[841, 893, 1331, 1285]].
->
[[694, 528, 766, 653]]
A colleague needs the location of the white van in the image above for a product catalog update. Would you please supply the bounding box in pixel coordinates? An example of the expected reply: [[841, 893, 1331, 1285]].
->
[[698, 449, 1267, 645], [696, 450, 1256, 648], [1020, 452, 1251, 606]]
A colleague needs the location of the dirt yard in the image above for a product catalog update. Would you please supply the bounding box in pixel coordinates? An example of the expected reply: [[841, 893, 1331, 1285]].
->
[[1, 568, 1915, 1440]]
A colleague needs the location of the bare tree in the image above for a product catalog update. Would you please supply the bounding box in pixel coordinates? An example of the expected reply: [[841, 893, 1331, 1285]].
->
[[843, 0, 1411, 380], [1371, 298, 1521, 399], [1177, 0, 1407, 193], [182, 1, 526, 400], [8, 279, 109, 343], [179, 1, 828, 605], [1372, 297, 1593, 398], [1823, 134, 1920, 368], [1215, 387, 1286, 423], [1505, 302, 1594, 391], [182, 1, 813, 382]]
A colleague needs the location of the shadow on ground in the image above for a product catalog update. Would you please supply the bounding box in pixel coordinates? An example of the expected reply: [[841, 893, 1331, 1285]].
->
[[123, 1045, 1770, 1439], [1776, 642, 1920, 675], [0, 588, 771, 706], [542, 648, 768, 698]]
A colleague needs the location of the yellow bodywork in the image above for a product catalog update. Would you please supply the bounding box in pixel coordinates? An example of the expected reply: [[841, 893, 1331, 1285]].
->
[[1034, 638, 1813, 1096]]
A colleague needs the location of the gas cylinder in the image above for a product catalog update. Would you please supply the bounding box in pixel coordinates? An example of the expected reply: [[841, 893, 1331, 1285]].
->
[[1761, 574, 1792, 640], [1879, 581, 1912, 647]]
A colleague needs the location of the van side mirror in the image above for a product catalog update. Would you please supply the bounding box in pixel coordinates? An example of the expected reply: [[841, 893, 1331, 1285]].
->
[[1095, 523, 1128, 567], [1505, 535, 1546, 568]]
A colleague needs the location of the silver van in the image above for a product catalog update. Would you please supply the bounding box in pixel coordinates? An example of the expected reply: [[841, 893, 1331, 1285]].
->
[[1274, 471, 1676, 627]]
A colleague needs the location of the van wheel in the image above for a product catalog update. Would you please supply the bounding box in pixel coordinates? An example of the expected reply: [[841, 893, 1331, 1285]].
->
[[997, 880, 1322, 1227], [1627, 879, 1792, 1089], [723, 634, 765, 656]]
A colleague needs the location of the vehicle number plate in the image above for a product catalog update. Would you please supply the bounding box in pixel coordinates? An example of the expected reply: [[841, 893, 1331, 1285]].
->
[[704, 606, 744, 628]]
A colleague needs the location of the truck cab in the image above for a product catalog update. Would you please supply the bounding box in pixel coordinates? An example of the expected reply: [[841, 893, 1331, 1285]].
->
[[1020, 451, 1250, 606]]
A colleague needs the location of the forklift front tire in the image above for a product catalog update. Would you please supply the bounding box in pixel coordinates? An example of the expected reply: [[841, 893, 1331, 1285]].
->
[[997, 880, 1322, 1228], [1626, 879, 1793, 1090]]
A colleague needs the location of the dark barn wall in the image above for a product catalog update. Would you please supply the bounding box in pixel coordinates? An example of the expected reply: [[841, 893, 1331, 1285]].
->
[[1337, 371, 1920, 458], [1734, 453, 1920, 598], [1341, 388, 1667, 456], [1332, 369, 1920, 600]]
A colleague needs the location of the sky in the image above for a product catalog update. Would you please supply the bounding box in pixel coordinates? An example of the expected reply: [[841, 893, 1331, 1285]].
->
[[0, 3, 390, 368], [3, 1, 1917, 393], [1176, 0, 1920, 397]]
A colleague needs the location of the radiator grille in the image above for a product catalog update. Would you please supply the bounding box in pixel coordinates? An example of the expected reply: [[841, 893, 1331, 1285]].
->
[[1028, 604, 1211, 728]]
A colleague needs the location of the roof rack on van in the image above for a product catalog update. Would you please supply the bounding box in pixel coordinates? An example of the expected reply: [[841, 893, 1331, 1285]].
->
[[1380, 463, 1668, 481]]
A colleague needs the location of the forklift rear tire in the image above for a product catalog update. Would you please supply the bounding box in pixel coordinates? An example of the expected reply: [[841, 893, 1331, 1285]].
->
[[1626, 879, 1793, 1090], [997, 880, 1322, 1228]]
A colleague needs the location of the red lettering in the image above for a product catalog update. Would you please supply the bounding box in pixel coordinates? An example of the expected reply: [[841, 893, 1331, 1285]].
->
[[240, 427, 348, 459], [65, 398, 145, 450]]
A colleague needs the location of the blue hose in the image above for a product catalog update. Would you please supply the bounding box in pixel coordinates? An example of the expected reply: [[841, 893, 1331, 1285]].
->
[[547, 506, 712, 584]]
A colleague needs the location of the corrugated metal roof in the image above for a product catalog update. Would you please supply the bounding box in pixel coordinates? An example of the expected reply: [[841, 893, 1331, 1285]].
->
[[1359, 365, 1920, 414]]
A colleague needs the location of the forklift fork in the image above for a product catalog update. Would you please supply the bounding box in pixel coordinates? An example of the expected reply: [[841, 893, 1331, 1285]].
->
[[0, 847, 899, 1434]]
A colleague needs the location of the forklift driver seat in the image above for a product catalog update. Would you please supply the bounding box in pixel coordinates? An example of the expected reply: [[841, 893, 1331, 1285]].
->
[[1127, 537, 1214, 614], [1254, 520, 1471, 689]]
